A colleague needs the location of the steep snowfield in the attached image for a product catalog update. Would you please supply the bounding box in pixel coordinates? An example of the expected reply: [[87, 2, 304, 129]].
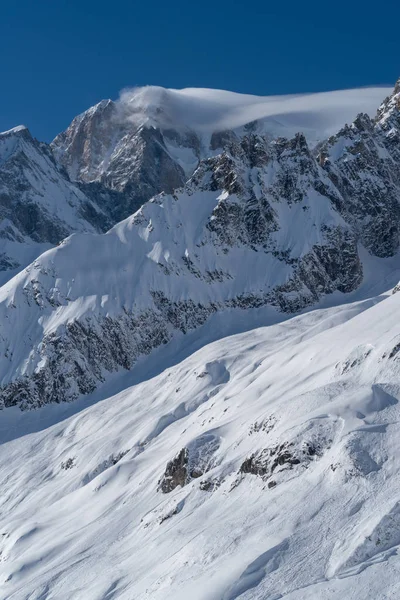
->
[[118, 85, 392, 143], [2, 288, 400, 598]]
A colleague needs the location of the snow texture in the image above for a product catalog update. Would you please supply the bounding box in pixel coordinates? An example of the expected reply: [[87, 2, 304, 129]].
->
[[2, 289, 400, 598]]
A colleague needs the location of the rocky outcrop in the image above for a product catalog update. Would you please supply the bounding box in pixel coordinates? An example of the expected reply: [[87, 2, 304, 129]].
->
[[159, 449, 189, 493], [159, 435, 220, 493], [239, 440, 324, 486], [240, 443, 302, 478]]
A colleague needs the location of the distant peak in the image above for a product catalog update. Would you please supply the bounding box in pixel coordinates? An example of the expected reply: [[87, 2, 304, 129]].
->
[[85, 99, 115, 118], [0, 125, 30, 137]]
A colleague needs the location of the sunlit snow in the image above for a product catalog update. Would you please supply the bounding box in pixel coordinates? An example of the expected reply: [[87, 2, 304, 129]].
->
[[2, 289, 400, 598]]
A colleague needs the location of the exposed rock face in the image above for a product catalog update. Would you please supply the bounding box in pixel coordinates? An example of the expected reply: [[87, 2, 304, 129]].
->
[[317, 83, 400, 258], [1, 307, 171, 409], [160, 435, 220, 493], [52, 101, 192, 223], [239, 438, 327, 488], [159, 449, 189, 493], [270, 227, 362, 312], [51, 100, 120, 183], [240, 443, 302, 479]]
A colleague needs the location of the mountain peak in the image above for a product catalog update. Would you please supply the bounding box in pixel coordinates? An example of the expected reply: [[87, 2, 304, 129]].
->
[[375, 78, 400, 127], [85, 98, 115, 117], [0, 124, 31, 138]]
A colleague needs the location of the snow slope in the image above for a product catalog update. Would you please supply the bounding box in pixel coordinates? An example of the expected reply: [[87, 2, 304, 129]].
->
[[2, 288, 400, 598]]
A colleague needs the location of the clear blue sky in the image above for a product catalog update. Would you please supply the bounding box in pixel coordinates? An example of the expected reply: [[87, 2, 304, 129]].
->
[[0, 0, 398, 141]]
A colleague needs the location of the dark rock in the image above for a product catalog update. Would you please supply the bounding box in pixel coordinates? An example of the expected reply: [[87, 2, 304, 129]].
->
[[159, 449, 189, 493], [61, 457, 76, 470], [160, 435, 220, 493]]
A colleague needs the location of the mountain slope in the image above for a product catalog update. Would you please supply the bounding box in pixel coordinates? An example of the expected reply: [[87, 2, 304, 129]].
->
[[0, 134, 362, 408], [317, 80, 400, 257], [1, 287, 400, 598]]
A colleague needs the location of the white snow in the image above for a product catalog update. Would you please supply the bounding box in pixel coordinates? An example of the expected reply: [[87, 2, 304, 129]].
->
[[2, 287, 400, 598]]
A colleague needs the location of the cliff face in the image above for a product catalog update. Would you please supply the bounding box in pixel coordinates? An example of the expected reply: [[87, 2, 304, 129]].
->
[[51, 99, 193, 222], [317, 83, 400, 258]]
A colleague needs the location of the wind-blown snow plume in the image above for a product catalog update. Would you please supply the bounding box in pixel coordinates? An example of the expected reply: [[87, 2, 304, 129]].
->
[[115, 84, 393, 142]]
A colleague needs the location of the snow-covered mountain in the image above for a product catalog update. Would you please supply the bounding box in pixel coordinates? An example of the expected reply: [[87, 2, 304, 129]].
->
[[51, 86, 391, 221], [1, 81, 399, 410], [1, 80, 400, 599]]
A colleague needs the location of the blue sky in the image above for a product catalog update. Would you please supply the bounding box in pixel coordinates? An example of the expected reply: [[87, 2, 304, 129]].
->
[[0, 0, 398, 141]]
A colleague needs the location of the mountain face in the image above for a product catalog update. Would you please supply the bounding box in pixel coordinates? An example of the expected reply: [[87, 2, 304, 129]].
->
[[51, 85, 394, 225], [2, 84, 390, 287], [0, 125, 117, 284], [0, 81, 399, 410], [51, 99, 192, 223], [317, 85, 400, 258]]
